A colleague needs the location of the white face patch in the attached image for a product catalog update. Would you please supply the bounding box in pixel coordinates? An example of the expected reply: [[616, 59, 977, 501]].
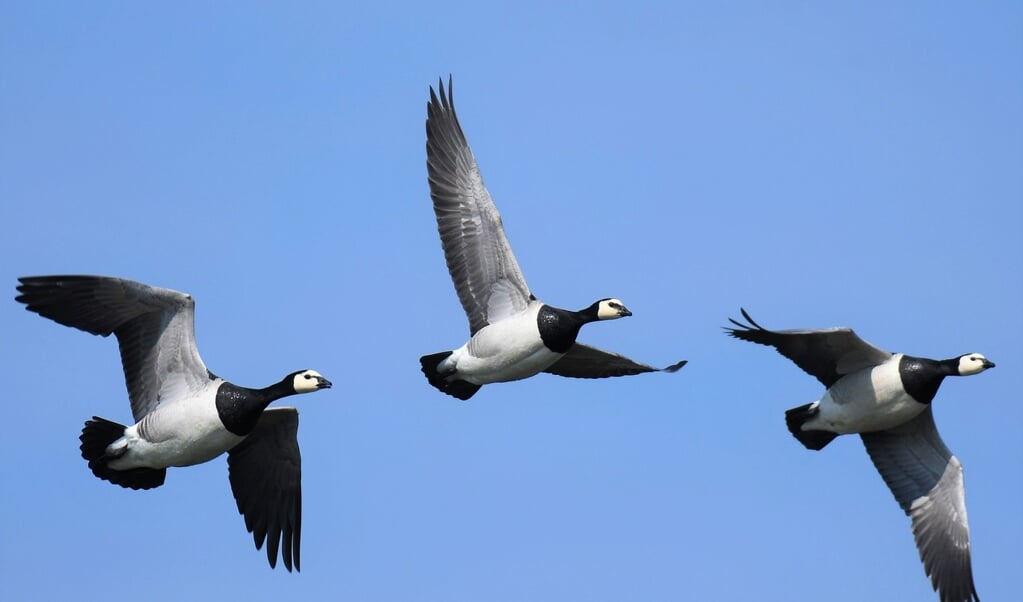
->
[[293, 369, 327, 393], [958, 353, 992, 376], [597, 298, 630, 320]]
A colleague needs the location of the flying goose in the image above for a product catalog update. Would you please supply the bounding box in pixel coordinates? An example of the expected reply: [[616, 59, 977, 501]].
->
[[419, 77, 686, 400], [725, 309, 994, 602], [15, 275, 333, 571]]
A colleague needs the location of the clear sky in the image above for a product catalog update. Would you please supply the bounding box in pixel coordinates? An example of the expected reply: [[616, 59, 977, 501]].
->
[[1, 3, 1020, 601]]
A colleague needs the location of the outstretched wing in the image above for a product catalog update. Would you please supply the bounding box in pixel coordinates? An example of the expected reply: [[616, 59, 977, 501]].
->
[[724, 308, 891, 387], [426, 76, 532, 335], [16, 275, 211, 420], [861, 408, 979, 602], [544, 343, 687, 379], [227, 407, 302, 572]]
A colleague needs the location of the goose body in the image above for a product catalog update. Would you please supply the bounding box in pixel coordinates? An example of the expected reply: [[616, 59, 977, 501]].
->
[[802, 353, 931, 434], [106, 378, 241, 470], [726, 309, 994, 602], [420, 77, 685, 400], [16, 275, 332, 571], [441, 301, 557, 385]]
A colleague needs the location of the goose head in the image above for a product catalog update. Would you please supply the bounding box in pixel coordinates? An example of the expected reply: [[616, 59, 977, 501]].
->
[[290, 369, 333, 393], [956, 353, 996, 376], [594, 298, 632, 321]]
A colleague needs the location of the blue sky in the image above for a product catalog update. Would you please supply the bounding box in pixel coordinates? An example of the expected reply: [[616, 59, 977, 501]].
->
[[2, 2, 1020, 601]]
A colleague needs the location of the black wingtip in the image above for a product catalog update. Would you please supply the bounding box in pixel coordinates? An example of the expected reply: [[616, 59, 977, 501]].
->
[[285, 517, 301, 572], [428, 85, 440, 110], [427, 75, 460, 140], [14, 276, 41, 307], [662, 359, 687, 373], [249, 512, 298, 572], [739, 307, 757, 326], [737, 307, 766, 330], [723, 307, 772, 340], [430, 74, 454, 110]]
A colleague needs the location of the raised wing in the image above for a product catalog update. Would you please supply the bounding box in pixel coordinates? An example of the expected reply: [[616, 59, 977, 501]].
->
[[724, 308, 892, 387], [16, 275, 211, 420], [861, 408, 979, 602], [544, 343, 687, 379], [227, 407, 302, 572], [426, 76, 532, 335]]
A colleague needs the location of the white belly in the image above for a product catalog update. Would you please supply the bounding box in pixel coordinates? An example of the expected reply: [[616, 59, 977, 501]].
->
[[805, 354, 926, 434], [442, 305, 563, 385], [109, 391, 245, 470]]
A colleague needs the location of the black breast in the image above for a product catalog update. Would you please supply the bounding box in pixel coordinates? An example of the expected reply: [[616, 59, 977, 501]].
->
[[898, 355, 947, 404], [215, 382, 265, 436], [536, 305, 585, 353]]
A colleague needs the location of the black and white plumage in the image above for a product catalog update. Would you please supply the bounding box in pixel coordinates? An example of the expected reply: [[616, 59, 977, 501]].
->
[[420, 77, 685, 400], [725, 309, 994, 602], [15, 275, 332, 572]]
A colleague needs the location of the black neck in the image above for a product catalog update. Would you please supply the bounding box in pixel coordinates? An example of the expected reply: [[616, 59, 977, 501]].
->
[[537, 303, 601, 353], [938, 357, 962, 375], [216, 377, 296, 436], [576, 301, 604, 322], [899, 355, 957, 405]]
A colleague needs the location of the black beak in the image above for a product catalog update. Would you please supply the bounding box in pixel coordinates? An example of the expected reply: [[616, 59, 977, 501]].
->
[[983, 360, 996, 369], [619, 306, 633, 317], [317, 377, 333, 389]]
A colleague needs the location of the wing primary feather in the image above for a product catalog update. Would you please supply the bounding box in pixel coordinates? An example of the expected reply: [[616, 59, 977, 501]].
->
[[861, 409, 978, 602], [424, 76, 533, 334], [15, 275, 211, 420], [739, 307, 763, 329], [227, 409, 302, 572]]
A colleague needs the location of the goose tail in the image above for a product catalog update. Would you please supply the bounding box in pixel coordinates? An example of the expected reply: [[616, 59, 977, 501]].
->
[[784, 403, 839, 451], [419, 351, 481, 400], [80, 416, 166, 490]]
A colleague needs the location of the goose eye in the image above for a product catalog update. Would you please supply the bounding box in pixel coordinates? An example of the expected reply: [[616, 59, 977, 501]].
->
[[304, 373, 313, 379]]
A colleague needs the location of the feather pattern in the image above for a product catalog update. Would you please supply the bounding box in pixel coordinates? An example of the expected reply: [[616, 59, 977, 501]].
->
[[725, 308, 892, 387], [544, 343, 688, 378], [426, 77, 532, 335], [862, 408, 978, 602], [228, 408, 303, 572], [16, 275, 210, 421]]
